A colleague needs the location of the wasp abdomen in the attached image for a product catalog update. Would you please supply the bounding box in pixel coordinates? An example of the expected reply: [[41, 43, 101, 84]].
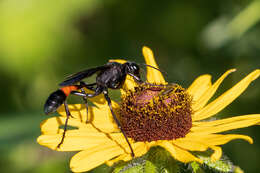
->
[[44, 89, 67, 115]]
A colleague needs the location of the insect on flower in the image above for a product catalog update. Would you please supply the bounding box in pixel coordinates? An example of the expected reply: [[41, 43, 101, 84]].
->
[[38, 46, 260, 173], [44, 60, 163, 156]]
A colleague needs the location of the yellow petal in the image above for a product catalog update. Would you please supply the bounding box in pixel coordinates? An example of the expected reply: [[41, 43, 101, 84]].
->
[[38, 117, 120, 151], [40, 117, 88, 134], [106, 141, 148, 166], [85, 90, 120, 110], [142, 46, 166, 84], [209, 146, 222, 162], [158, 141, 202, 163], [173, 139, 222, 162], [82, 88, 108, 108], [187, 74, 212, 103], [106, 154, 128, 166], [120, 75, 138, 94], [70, 144, 125, 172], [109, 133, 148, 155], [109, 59, 138, 93], [193, 69, 260, 121], [193, 114, 260, 127], [173, 139, 209, 151], [185, 133, 253, 145], [132, 142, 149, 158], [109, 59, 127, 64], [37, 131, 115, 151], [191, 114, 260, 134], [57, 104, 89, 122], [57, 104, 118, 132], [192, 69, 236, 112]]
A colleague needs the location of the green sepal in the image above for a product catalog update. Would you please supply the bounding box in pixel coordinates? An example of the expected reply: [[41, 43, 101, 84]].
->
[[194, 152, 234, 173], [112, 146, 180, 173], [190, 162, 204, 173]]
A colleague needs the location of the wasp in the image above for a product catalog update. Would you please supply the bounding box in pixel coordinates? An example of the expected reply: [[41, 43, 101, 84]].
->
[[44, 61, 163, 157]]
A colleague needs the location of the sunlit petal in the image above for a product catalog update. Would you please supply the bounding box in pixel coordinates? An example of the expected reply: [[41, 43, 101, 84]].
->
[[142, 46, 166, 84], [132, 142, 150, 158], [84, 88, 108, 108], [57, 104, 90, 122], [57, 104, 118, 132], [193, 69, 260, 121], [120, 75, 138, 95], [40, 116, 88, 134], [192, 69, 236, 112], [173, 139, 222, 162], [185, 133, 253, 145], [209, 146, 222, 162], [37, 131, 115, 151], [159, 141, 202, 163], [187, 74, 212, 103], [191, 114, 260, 134], [109, 59, 127, 64], [70, 144, 125, 172], [173, 139, 208, 151], [106, 154, 128, 166]]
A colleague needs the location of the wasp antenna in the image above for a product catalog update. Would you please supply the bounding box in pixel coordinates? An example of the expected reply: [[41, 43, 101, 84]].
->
[[144, 82, 166, 87], [140, 63, 168, 77]]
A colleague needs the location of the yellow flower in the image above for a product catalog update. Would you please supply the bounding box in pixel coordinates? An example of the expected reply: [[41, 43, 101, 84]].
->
[[37, 46, 260, 172]]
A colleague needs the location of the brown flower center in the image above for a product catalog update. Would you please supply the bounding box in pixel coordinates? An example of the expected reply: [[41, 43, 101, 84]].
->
[[119, 83, 192, 142]]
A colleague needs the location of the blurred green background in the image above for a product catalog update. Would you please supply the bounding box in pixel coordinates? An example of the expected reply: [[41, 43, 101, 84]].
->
[[0, 0, 259, 172]]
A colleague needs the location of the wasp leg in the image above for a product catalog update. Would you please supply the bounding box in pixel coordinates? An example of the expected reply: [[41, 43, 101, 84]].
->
[[144, 82, 166, 87], [103, 89, 135, 158], [160, 83, 177, 95], [71, 86, 103, 98], [57, 101, 70, 148], [128, 73, 143, 84], [79, 81, 96, 122], [128, 73, 166, 87], [79, 81, 97, 91], [71, 86, 103, 122], [80, 88, 89, 123]]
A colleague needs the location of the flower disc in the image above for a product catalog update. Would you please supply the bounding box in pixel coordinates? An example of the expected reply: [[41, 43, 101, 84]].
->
[[120, 83, 192, 142]]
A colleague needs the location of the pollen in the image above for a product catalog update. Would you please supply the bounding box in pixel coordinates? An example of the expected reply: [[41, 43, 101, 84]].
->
[[120, 83, 192, 142]]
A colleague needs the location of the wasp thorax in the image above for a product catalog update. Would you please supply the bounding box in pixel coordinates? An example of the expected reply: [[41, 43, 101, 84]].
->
[[120, 83, 192, 142]]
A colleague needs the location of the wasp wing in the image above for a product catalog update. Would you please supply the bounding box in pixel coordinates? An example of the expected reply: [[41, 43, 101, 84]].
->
[[59, 65, 109, 86]]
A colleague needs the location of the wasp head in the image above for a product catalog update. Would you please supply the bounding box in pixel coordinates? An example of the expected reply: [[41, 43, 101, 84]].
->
[[124, 62, 141, 78]]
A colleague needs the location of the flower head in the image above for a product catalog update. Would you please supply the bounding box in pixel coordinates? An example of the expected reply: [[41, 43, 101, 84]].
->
[[37, 46, 260, 172], [120, 83, 193, 142]]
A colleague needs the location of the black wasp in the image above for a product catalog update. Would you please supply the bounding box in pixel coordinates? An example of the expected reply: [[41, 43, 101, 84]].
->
[[44, 61, 162, 157]]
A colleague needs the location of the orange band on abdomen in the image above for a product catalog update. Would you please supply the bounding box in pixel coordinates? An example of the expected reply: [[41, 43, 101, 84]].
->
[[60, 85, 79, 96]]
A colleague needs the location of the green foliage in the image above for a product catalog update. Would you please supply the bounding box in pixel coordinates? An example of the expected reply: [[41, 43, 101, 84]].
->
[[0, 0, 99, 76], [201, 0, 260, 49]]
